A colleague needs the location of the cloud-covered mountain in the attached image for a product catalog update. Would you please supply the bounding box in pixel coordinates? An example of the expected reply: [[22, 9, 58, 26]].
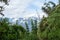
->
[[8, 16, 40, 30]]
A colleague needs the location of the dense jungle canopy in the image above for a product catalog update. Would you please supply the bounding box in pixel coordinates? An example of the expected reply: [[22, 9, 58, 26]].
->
[[0, 0, 60, 40]]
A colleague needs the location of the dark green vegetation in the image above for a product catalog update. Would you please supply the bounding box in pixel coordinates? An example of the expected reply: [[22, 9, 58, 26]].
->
[[0, 0, 60, 40], [0, 18, 38, 40]]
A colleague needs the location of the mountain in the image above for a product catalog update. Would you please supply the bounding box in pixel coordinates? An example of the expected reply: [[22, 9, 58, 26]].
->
[[17, 16, 39, 26], [0, 16, 40, 31]]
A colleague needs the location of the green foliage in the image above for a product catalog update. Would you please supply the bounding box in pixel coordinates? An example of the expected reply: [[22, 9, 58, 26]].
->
[[25, 22, 29, 34], [39, 1, 60, 40], [0, 18, 26, 40], [0, 18, 39, 40], [31, 19, 37, 34], [0, 0, 60, 40]]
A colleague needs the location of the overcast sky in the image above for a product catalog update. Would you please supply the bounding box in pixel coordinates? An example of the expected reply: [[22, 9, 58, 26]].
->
[[0, 0, 58, 19]]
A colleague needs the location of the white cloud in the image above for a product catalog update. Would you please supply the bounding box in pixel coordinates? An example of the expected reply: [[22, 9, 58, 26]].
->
[[0, 0, 47, 19], [3, 0, 33, 18]]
